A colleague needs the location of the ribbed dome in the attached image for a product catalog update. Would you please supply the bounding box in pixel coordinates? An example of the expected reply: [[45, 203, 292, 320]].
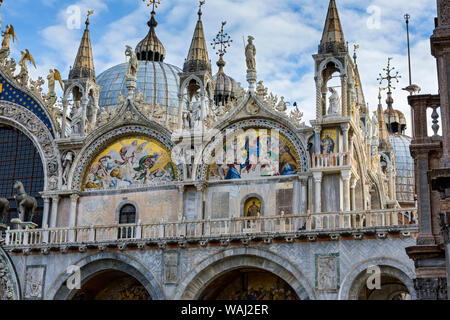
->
[[214, 71, 237, 105], [389, 134, 414, 204], [97, 61, 181, 128], [384, 108, 407, 134]]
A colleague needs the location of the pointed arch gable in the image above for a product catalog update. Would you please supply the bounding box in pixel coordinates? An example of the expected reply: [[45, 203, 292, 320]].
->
[[196, 118, 309, 181]]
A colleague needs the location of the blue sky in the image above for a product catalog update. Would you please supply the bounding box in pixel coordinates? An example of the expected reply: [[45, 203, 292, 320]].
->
[[0, 0, 439, 135]]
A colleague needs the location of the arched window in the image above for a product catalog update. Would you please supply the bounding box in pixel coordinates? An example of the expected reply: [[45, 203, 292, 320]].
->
[[119, 204, 136, 224], [118, 204, 137, 239], [0, 125, 44, 226]]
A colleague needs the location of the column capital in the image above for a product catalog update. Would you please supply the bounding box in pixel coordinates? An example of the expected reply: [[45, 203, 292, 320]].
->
[[341, 122, 350, 132], [195, 182, 207, 192], [350, 176, 358, 189], [312, 171, 323, 182], [313, 126, 322, 134], [177, 184, 185, 193], [70, 193, 80, 202], [341, 169, 351, 181], [51, 195, 60, 203]]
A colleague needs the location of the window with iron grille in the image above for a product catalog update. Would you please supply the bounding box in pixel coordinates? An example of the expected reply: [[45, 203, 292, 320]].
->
[[0, 125, 44, 225]]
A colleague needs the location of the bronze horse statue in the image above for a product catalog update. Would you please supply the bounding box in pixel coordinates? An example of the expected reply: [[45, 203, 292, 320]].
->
[[0, 197, 10, 224], [13, 181, 37, 223]]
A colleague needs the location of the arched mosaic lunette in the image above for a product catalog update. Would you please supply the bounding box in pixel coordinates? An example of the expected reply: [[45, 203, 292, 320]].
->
[[71, 125, 181, 191], [0, 101, 61, 191], [197, 118, 310, 181], [0, 69, 56, 137]]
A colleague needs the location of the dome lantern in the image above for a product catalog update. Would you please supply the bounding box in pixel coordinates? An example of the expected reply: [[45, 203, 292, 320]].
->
[[135, 8, 166, 62]]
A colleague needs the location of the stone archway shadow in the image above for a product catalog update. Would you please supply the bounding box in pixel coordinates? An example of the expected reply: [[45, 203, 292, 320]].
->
[[173, 247, 315, 300], [338, 257, 416, 300], [47, 252, 165, 300]]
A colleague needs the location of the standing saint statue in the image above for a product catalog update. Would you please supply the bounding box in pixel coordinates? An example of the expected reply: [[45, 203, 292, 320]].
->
[[245, 36, 256, 71], [125, 45, 139, 80], [327, 87, 341, 115]]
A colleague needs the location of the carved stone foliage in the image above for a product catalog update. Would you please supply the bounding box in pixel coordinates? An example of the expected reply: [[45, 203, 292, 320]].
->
[[0, 101, 59, 190], [0, 249, 19, 300]]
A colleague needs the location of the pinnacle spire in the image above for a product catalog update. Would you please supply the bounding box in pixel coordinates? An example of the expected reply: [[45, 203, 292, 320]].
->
[[183, 1, 211, 73], [319, 0, 347, 54], [69, 13, 96, 80]]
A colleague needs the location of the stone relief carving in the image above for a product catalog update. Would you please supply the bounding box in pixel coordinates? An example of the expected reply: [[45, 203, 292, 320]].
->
[[316, 254, 338, 291], [0, 258, 16, 300], [164, 252, 178, 284], [24, 265, 46, 300]]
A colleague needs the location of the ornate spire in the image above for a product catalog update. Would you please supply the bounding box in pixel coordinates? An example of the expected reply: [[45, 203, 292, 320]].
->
[[136, 0, 166, 62], [377, 88, 389, 142], [69, 11, 96, 80], [319, 0, 347, 54], [183, 1, 211, 72]]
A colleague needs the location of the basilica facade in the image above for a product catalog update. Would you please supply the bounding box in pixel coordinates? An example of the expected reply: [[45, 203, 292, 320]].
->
[[0, 0, 419, 300]]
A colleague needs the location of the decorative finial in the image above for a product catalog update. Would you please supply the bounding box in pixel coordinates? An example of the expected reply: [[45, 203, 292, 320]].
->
[[199, 1, 206, 16], [86, 10, 94, 28], [143, 0, 161, 12], [378, 58, 401, 109], [211, 21, 232, 73], [377, 57, 401, 94]]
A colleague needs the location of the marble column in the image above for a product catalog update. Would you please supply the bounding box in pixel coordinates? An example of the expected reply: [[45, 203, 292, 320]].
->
[[300, 177, 308, 214], [61, 99, 68, 138], [49, 196, 59, 228], [41, 196, 50, 228], [195, 183, 206, 220], [178, 185, 185, 221], [350, 177, 358, 211], [314, 126, 321, 155], [68, 194, 79, 242], [313, 172, 323, 213], [80, 98, 89, 137], [341, 123, 350, 153], [292, 179, 301, 214], [341, 75, 348, 117], [342, 170, 351, 212]]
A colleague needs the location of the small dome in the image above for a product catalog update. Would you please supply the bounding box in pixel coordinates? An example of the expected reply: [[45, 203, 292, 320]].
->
[[384, 108, 407, 134], [214, 71, 237, 105], [390, 134, 415, 204], [97, 61, 181, 128]]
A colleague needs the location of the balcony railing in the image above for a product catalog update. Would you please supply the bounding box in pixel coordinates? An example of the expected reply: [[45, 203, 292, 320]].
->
[[311, 152, 353, 169], [408, 94, 442, 143], [1, 209, 417, 248]]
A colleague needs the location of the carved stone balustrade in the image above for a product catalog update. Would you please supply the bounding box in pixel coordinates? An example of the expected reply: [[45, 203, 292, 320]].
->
[[3, 209, 417, 252]]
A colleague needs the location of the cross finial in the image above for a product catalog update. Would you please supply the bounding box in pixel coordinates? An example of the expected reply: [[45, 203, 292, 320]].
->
[[211, 21, 232, 72], [377, 57, 401, 94], [143, 0, 161, 12]]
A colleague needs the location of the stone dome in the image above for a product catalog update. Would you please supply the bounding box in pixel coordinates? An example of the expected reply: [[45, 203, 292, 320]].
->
[[97, 61, 181, 125], [389, 134, 415, 204]]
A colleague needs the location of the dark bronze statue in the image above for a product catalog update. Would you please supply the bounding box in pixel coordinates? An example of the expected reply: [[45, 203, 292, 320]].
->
[[0, 197, 9, 224], [13, 181, 37, 223]]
